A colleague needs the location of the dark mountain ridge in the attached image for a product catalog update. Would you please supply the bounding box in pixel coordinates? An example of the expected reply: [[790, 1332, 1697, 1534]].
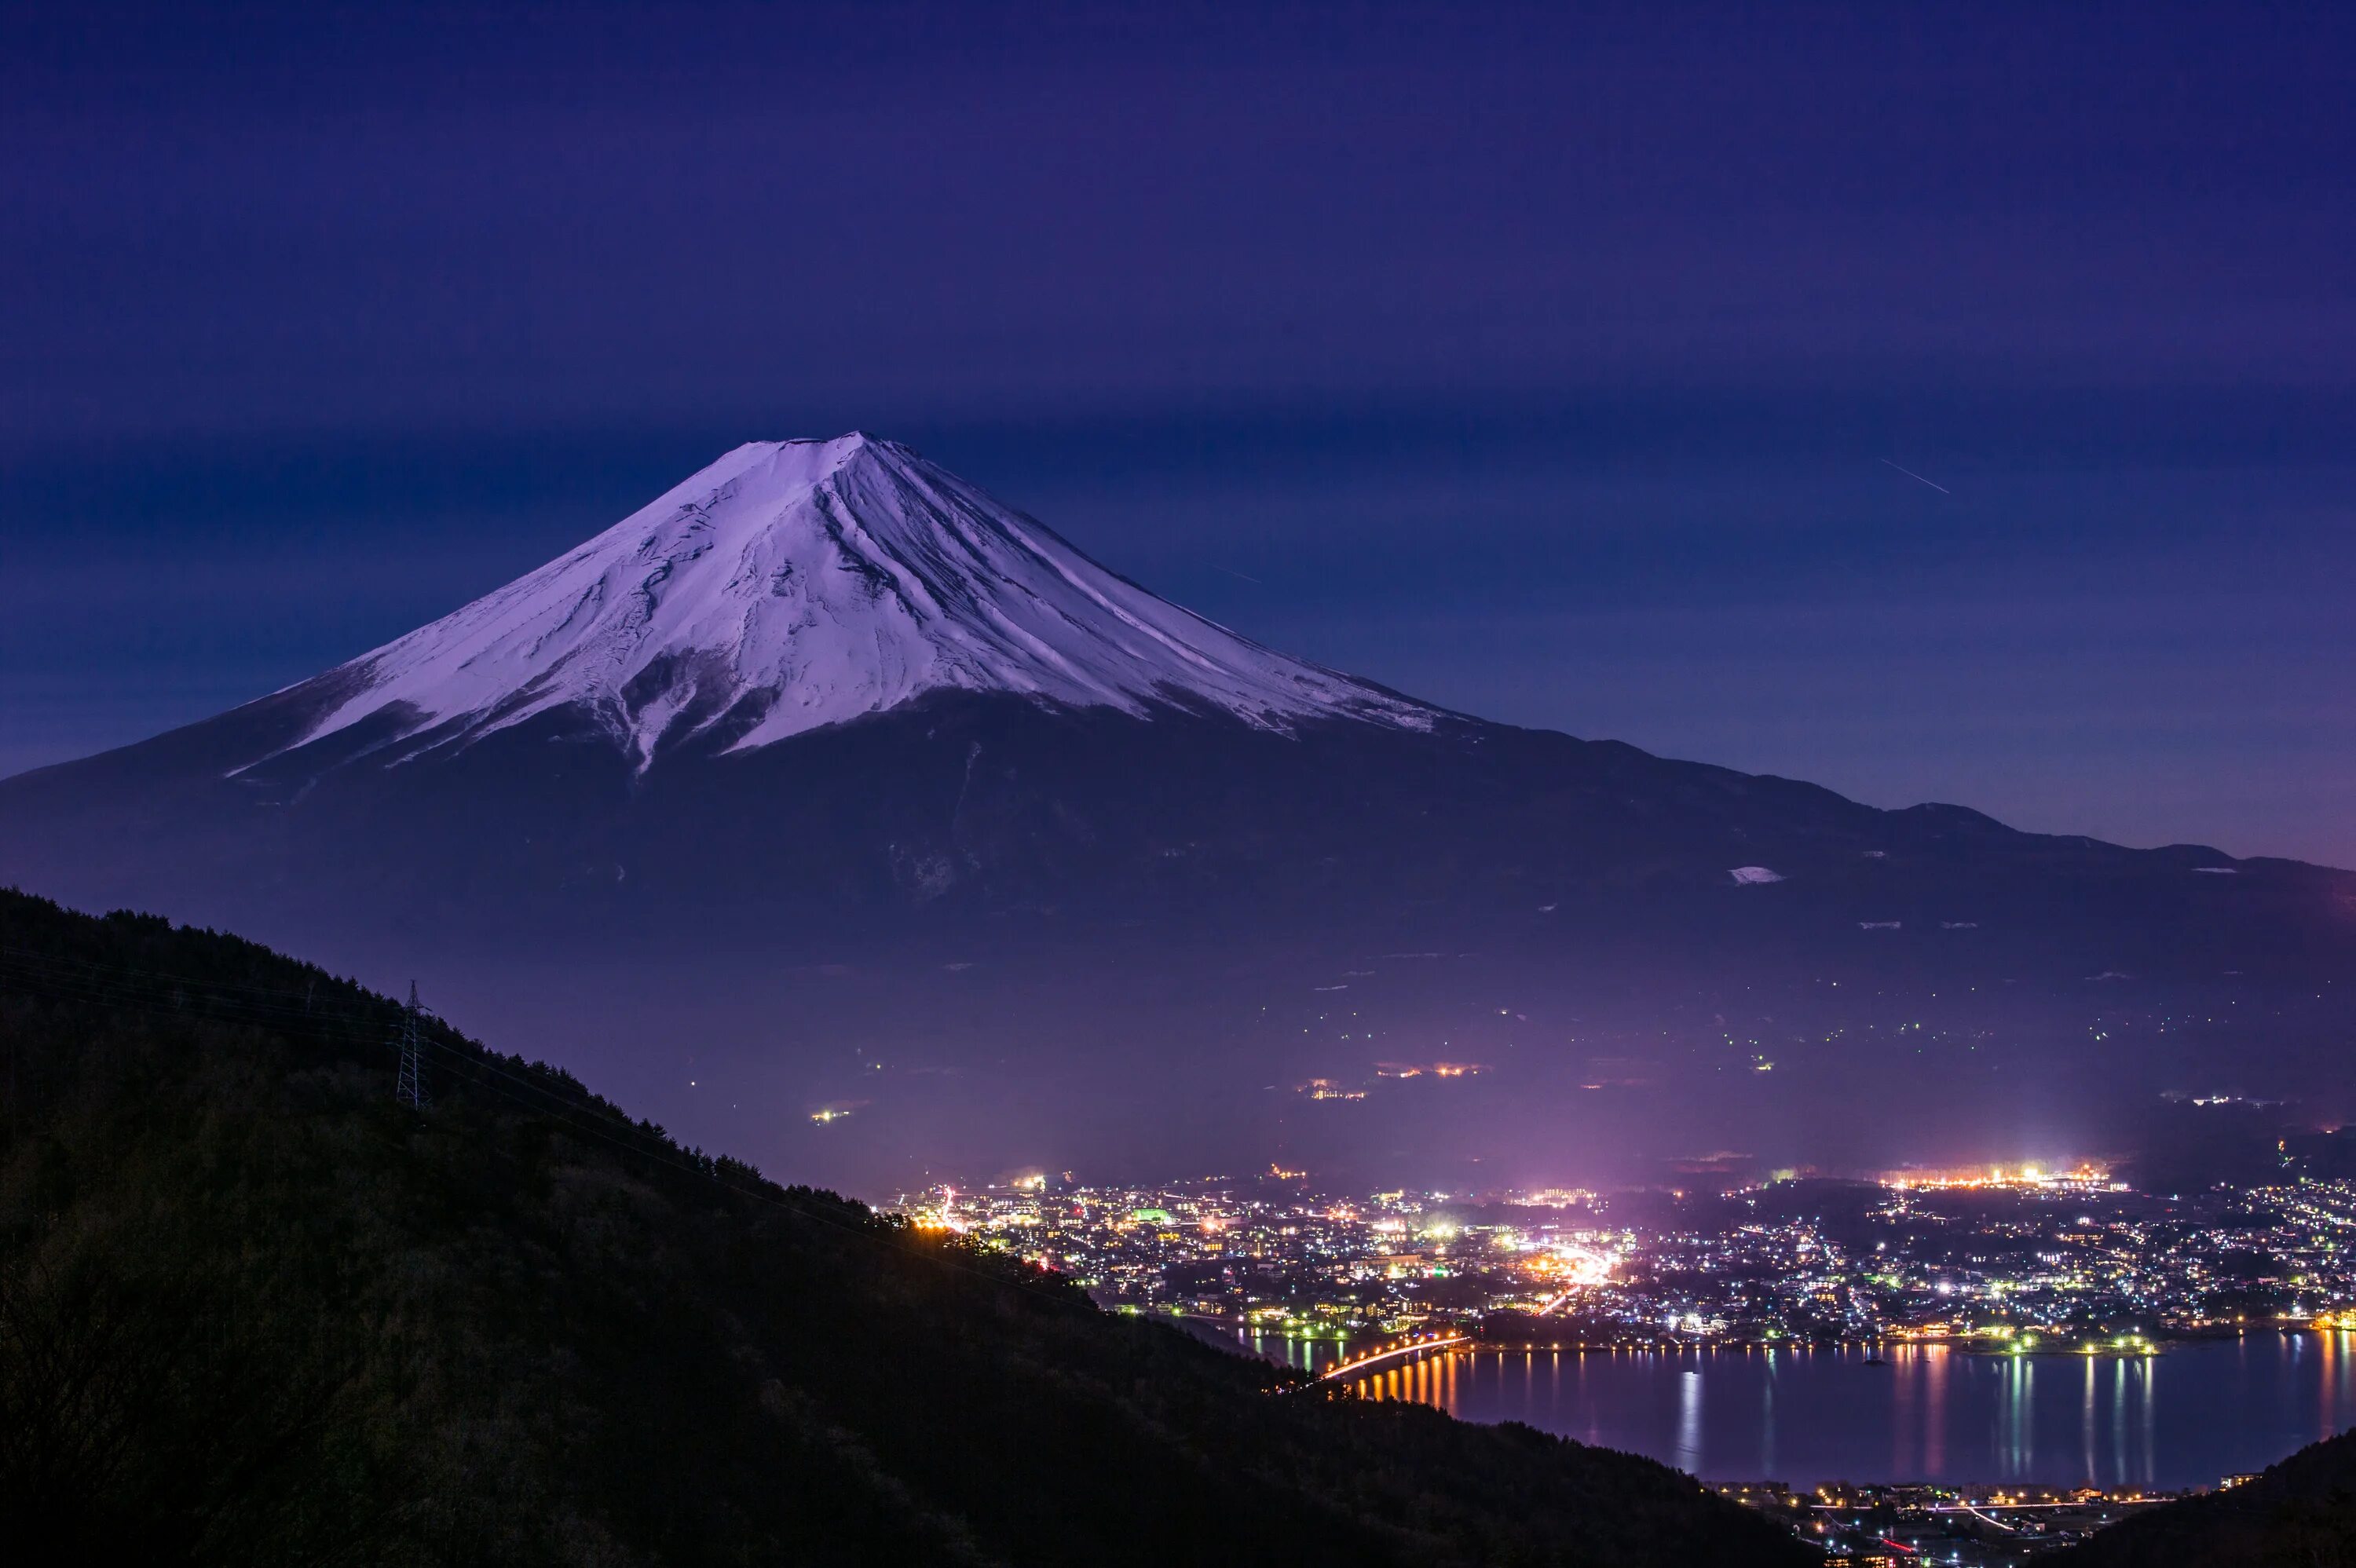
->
[[0, 887, 1806, 1566]]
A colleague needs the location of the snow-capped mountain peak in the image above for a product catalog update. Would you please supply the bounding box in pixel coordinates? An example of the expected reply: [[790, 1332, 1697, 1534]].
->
[[275, 433, 1436, 768]]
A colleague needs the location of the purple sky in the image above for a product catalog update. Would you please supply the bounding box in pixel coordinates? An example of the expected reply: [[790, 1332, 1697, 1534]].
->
[[5, 2, 2351, 865]]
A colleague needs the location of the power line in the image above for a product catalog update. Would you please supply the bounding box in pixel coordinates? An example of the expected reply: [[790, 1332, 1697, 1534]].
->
[[395, 981, 430, 1111]]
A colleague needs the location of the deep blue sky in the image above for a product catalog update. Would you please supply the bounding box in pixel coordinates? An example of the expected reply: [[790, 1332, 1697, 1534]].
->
[[5, 2, 2351, 866]]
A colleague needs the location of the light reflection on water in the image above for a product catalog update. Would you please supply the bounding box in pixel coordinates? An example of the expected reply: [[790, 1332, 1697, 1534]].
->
[[1216, 1329, 2356, 1489]]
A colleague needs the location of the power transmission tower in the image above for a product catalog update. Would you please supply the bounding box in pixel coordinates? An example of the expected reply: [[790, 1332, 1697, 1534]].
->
[[396, 980, 430, 1110]]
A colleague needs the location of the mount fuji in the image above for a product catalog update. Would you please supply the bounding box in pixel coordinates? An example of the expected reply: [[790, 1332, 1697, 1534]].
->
[[3, 435, 2351, 1192], [268, 433, 1435, 771]]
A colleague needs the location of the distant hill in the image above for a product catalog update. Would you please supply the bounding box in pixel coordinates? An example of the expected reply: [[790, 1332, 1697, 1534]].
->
[[2051, 1429, 2356, 1567], [0, 888, 1805, 1567]]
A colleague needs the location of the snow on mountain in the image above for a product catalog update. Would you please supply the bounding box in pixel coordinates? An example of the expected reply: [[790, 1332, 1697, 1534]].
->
[[269, 433, 1437, 769]]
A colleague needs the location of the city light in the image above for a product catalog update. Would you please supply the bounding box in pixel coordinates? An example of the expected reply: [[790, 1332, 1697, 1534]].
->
[[878, 1169, 2356, 1366]]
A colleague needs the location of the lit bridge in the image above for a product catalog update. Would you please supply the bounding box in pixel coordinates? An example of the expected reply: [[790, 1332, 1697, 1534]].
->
[[1308, 1332, 1472, 1388]]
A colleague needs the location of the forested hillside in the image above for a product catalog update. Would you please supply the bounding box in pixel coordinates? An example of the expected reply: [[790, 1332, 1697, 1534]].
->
[[2048, 1428, 2356, 1568], [0, 889, 1804, 1566]]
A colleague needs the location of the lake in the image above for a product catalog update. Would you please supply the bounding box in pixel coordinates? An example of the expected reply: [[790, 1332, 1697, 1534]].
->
[[1209, 1329, 2356, 1489]]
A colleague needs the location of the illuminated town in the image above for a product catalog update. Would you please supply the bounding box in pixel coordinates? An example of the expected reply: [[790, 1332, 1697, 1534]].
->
[[888, 1166, 2356, 1355], [1713, 1478, 2235, 1565], [887, 1166, 2355, 1559]]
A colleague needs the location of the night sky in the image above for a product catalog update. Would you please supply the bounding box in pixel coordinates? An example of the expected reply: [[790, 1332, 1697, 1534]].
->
[[6, 2, 2351, 868]]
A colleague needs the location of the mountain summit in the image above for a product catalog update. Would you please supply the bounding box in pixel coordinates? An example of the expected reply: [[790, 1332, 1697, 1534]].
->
[[276, 434, 1432, 772]]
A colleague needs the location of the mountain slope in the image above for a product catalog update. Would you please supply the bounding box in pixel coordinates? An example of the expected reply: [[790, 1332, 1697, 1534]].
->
[[1, 436, 2351, 1190], [0, 889, 1807, 1567]]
